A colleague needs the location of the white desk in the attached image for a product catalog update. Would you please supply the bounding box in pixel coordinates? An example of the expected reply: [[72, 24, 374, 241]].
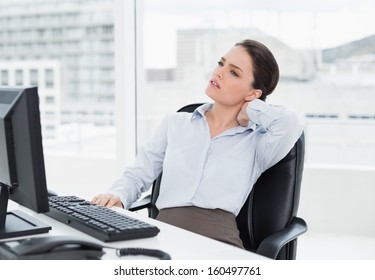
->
[[5, 201, 268, 260]]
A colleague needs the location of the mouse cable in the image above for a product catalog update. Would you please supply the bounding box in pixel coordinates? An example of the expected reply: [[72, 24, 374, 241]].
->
[[104, 246, 171, 260]]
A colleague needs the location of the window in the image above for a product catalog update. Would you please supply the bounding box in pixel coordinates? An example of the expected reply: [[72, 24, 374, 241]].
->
[[0, 0, 119, 198], [102, 25, 113, 35], [137, 0, 375, 167], [45, 96, 55, 104], [1, 70, 8, 85], [45, 69, 54, 88], [30, 69, 38, 86], [15, 69, 23, 86]]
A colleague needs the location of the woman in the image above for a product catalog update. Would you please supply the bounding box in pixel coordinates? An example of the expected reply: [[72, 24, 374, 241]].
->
[[92, 39, 303, 249]]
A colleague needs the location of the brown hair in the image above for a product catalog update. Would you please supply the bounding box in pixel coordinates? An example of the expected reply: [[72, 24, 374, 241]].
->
[[235, 39, 279, 101]]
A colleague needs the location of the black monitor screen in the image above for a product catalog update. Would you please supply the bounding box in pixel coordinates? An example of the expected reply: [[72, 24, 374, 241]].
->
[[0, 86, 51, 239]]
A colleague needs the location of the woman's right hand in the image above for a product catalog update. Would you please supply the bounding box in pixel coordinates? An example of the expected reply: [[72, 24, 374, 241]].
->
[[91, 193, 123, 208], [237, 102, 250, 127]]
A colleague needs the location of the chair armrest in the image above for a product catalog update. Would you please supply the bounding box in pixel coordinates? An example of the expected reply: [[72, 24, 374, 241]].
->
[[128, 195, 151, 212], [256, 217, 308, 259]]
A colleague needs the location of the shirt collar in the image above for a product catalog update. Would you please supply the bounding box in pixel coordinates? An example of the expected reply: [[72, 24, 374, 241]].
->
[[191, 103, 256, 132], [191, 103, 212, 120]]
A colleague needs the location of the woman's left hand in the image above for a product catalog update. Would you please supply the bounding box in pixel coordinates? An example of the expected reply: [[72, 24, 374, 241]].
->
[[237, 102, 250, 126]]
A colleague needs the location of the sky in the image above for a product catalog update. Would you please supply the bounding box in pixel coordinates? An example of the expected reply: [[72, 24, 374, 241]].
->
[[141, 0, 375, 67]]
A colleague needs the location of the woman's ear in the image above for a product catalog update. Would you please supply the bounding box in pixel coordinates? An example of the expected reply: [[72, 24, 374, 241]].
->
[[245, 89, 262, 101]]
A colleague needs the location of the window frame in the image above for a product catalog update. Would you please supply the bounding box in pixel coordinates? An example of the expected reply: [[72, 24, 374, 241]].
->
[[114, 0, 137, 175]]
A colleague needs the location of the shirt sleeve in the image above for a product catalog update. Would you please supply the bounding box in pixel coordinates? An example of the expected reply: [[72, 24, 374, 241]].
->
[[246, 99, 304, 171], [106, 115, 169, 209]]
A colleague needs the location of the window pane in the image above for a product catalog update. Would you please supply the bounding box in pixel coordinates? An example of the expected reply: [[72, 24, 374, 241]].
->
[[45, 69, 54, 88], [138, 0, 375, 167], [0, 0, 117, 198], [15, 69, 23, 86], [30, 69, 38, 86], [1, 70, 9, 85]]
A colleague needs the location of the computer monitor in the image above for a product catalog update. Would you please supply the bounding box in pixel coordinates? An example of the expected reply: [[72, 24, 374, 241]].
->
[[0, 86, 51, 239]]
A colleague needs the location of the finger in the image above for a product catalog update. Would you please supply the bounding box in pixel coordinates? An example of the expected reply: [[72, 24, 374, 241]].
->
[[92, 195, 107, 205], [107, 196, 121, 208], [92, 194, 109, 206], [91, 194, 102, 204], [98, 194, 113, 206]]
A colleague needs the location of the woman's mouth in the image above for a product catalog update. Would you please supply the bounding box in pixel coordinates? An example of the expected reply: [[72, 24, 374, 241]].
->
[[210, 80, 220, 89]]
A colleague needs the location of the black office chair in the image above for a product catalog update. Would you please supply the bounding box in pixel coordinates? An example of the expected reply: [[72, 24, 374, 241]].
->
[[130, 103, 307, 260]]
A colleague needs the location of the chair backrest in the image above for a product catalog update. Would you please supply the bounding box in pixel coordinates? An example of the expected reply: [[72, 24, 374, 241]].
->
[[236, 133, 305, 259], [149, 103, 305, 259]]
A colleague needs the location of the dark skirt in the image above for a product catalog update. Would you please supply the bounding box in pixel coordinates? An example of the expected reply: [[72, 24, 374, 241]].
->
[[156, 206, 244, 249]]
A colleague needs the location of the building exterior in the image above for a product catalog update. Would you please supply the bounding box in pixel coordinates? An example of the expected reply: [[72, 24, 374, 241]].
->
[[0, 60, 61, 138], [0, 0, 115, 131]]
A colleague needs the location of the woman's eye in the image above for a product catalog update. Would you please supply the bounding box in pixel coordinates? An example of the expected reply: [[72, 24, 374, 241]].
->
[[217, 61, 223, 66], [230, 70, 239, 77]]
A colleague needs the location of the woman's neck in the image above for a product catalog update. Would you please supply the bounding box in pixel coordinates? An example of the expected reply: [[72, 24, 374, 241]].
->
[[205, 103, 241, 138]]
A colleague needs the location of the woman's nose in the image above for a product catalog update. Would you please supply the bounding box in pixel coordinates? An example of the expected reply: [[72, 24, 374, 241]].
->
[[215, 69, 223, 79]]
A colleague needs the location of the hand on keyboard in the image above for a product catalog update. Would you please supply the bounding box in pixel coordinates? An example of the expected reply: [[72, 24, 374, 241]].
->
[[91, 193, 123, 208]]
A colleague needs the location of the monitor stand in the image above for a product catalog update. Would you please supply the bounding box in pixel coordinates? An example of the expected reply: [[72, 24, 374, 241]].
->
[[0, 185, 51, 239]]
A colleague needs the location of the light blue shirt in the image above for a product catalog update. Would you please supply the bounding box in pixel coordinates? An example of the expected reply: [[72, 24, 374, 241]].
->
[[109, 99, 303, 216]]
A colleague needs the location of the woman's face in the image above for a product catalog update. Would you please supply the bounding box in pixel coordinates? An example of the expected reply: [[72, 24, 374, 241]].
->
[[205, 46, 256, 107]]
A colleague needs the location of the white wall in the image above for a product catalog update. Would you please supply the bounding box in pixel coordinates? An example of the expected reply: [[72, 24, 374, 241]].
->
[[299, 164, 375, 237]]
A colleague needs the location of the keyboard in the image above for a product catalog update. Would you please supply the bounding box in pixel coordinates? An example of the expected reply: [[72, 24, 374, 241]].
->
[[46, 195, 160, 242]]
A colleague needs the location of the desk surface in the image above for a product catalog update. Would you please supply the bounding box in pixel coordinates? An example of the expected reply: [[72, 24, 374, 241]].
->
[[5, 201, 268, 260]]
